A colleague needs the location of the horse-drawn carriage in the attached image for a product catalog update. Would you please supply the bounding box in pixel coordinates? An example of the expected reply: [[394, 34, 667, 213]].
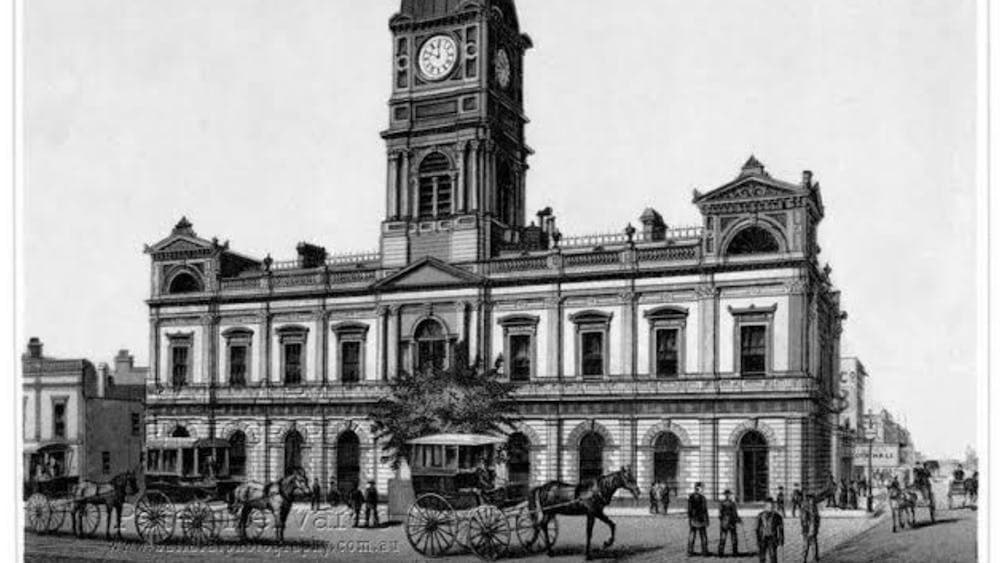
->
[[23, 445, 89, 535], [947, 473, 978, 509], [136, 437, 245, 544], [404, 434, 553, 560]]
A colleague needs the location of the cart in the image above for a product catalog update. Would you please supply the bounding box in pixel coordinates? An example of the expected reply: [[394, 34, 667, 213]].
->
[[23, 444, 98, 536], [404, 434, 556, 561], [134, 437, 245, 544]]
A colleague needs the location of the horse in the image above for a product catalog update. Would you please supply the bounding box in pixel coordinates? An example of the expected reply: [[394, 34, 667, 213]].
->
[[71, 469, 140, 540], [529, 466, 641, 560], [230, 466, 310, 544], [888, 486, 914, 532], [963, 476, 978, 506], [909, 469, 936, 525]]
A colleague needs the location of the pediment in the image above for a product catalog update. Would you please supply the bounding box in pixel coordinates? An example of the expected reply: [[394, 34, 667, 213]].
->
[[696, 178, 802, 204], [376, 257, 482, 290], [146, 234, 215, 256]]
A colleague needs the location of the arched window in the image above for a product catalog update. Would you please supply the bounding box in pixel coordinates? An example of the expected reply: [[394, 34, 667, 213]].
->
[[336, 431, 361, 496], [418, 153, 453, 218], [579, 432, 605, 483], [507, 432, 531, 494], [168, 272, 202, 294], [725, 226, 781, 256], [229, 431, 247, 477], [497, 160, 516, 226], [653, 432, 681, 492], [284, 429, 304, 475], [414, 319, 448, 372], [738, 431, 769, 502], [171, 425, 190, 438]]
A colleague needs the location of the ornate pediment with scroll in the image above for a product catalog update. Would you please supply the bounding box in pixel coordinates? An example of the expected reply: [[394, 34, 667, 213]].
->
[[375, 256, 483, 290]]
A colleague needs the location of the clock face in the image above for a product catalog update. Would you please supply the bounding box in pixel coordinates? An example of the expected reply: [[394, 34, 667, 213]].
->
[[419, 35, 458, 81], [495, 49, 511, 88]]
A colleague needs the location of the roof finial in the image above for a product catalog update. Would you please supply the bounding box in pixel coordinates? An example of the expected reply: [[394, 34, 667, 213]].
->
[[172, 216, 196, 236], [740, 155, 766, 177]]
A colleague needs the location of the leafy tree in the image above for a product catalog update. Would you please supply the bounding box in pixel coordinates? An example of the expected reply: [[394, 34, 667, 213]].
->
[[370, 359, 520, 470]]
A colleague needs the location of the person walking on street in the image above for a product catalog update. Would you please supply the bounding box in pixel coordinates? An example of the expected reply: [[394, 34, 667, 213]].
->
[[826, 475, 837, 508], [310, 478, 322, 510], [801, 493, 821, 563], [848, 481, 858, 510], [838, 479, 848, 509], [755, 497, 784, 563], [776, 486, 786, 517], [350, 481, 365, 527], [659, 483, 671, 515], [687, 482, 710, 556], [791, 484, 804, 517], [364, 480, 380, 528], [650, 481, 661, 514], [718, 489, 742, 557]]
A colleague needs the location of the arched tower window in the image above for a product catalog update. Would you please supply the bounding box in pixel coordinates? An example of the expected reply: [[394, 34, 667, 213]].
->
[[725, 226, 781, 256], [579, 432, 605, 483], [418, 153, 453, 218], [168, 272, 202, 294], [414, 319, 448, 372]]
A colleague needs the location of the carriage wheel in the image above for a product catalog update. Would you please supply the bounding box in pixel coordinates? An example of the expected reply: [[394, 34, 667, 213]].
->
[[47, 500, 68, 533], [405, 493, 457, 558], [468, 505, 510, 561], [244, 507, 269, 541], [455, 516, 472, 550], [77, 503, 101, 538], [514, 505, 556, 554], [135, 491, 175, 544], [181, 501, 217, 545], [25, 493, 51, 534]]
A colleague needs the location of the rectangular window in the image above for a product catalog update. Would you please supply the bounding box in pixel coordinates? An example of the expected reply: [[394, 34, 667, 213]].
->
[[147, 450, 160, 472], [740, 325, 767, 375], [509, 334, 532, 382], [655, 328, 680, 378], [102, 452, 111, 474], [419, 178, 436, 217], [284, 343, 303, 385], [131, 413, 141, 437], [229, 345, 248, 387], [341, 341, 361, 384], [52, 400, 66, 439], [581, 332, 605, 377], [171, 345, 189, 387], [162, 450, 178, 473]]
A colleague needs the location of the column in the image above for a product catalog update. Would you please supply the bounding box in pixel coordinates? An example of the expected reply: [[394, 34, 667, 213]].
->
[[150, 316, 161, 387], [400, 151, 411, 218], [386, 306, 399, 380], [375, 306, 388, 381], [484, 143, 495, 213], [387, 153, 400, 219], [545, 296, 562, 379], [456, 144, 466, 213], [450, 172, 459, 215], [696, 284, 719, 375], [201, 314, 217, 386], [316, 310, 329, 385], [620, 291, 635, 379], [469, 142, 480, 211], [260, 310, 273, 386], [456, 301, 469, 364]]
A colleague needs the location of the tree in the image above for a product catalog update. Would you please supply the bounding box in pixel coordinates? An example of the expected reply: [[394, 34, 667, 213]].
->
[[370, 360, 520, 470]]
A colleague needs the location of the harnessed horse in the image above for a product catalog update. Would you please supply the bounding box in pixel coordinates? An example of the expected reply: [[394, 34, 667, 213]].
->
[[529, 466, 641, 560], [230, 466, 310, 543], [71, 468, 140, 540]]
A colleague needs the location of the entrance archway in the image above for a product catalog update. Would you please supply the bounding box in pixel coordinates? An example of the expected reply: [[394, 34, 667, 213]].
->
[[738, 431, 769, 502], [579, 432, 605, 483], [653, 432, 681, 491], [336, 431, 361, 496]]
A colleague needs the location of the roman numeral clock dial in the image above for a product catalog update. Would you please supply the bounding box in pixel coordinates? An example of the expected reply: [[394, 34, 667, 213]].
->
[[418, 35, 458, 81]]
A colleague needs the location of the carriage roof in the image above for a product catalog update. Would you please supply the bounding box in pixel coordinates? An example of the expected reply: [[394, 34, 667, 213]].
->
[[406, 433, 506, 447]]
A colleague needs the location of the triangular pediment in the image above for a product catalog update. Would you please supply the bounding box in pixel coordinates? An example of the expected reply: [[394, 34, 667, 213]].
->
[[695, 177, 803, 204], [147, 234, 215, 254], [376, 257, 482, 290]]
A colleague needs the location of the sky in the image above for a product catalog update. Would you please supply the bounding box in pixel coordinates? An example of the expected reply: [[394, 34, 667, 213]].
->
[[23, 0, 978, 459]]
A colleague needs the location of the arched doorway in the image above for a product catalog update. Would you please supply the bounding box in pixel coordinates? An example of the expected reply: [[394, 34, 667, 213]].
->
[[229, 431, 247, 477], [507, 433, 531, 495], [414, 319, 448, 371], [579, 432, 605, 483], [653, 432, 681, 492], [284, 429, 304, 475], [336, 431, 361, 496], [738, 431, 769, 502]]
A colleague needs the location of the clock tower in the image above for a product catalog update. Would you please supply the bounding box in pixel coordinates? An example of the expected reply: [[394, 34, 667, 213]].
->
[[380, 0, 533, 267]]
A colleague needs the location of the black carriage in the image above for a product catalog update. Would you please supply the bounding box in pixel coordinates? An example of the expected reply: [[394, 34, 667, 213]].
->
[[136, 437, 245, 544], [404, 434, 554, 561], [23, 444, 93, 535]]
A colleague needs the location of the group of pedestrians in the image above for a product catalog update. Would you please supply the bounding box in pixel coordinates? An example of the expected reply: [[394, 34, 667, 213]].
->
[[825, 475, 867, 510], [648, 481, 672, 514], [683, 482, 827, 562], [308, 478, 381, 528]]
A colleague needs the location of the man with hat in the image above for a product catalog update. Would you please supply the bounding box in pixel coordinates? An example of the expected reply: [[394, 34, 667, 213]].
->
[[800, 492, 821, 563], [755, 497, 784, 563], [718, 489, 741, 557], [687, 482, 710, 556], [364, 479, 380, 527]]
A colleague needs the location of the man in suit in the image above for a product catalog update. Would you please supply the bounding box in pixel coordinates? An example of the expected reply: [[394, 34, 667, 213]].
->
[[800, 492, 821, 563], [791, 483, 804, 517], [687, 482, 710, 556], [755, 497, 784, 563], [718, 489, 742, 557], [350, 481, 365, 527], [364, 480, 380, 527]]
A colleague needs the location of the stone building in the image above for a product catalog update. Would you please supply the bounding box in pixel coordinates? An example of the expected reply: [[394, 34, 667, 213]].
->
[[143, 0, 845, 503], [856, 409, 916, 485], [22, 339, 145, 487]]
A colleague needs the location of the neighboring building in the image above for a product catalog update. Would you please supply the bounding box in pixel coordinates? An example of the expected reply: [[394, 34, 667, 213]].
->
[[854, 408, 914, 484], [836, 357, 868, 481], [22, 339, 145, 487], [143, 0, 846, 503]]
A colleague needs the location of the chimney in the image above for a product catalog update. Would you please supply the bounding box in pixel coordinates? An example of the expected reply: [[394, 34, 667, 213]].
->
[[27, 337, 43, 359], [115, 349, 133, 373], [802, 170, 813, 188]]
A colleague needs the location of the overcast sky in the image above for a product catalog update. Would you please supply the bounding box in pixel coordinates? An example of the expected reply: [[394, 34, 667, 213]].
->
[[24, 0, 977, 459]]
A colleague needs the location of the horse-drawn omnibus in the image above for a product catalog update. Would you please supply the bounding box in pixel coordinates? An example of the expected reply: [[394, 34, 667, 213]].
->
[[24, 443, 88, 535]]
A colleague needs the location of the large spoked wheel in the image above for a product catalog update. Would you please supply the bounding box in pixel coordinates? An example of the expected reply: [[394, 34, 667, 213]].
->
[[244, 507, 269, 541], [76, 503, 101, 538], [180, 501, 217, 545], [468, 505, 510, 561], [25, 494, 51, 534], [47, 500, 68, 533], [135, 491, 175, 544], [405, 493, 457, 558], [515, 505, 554, 554]]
